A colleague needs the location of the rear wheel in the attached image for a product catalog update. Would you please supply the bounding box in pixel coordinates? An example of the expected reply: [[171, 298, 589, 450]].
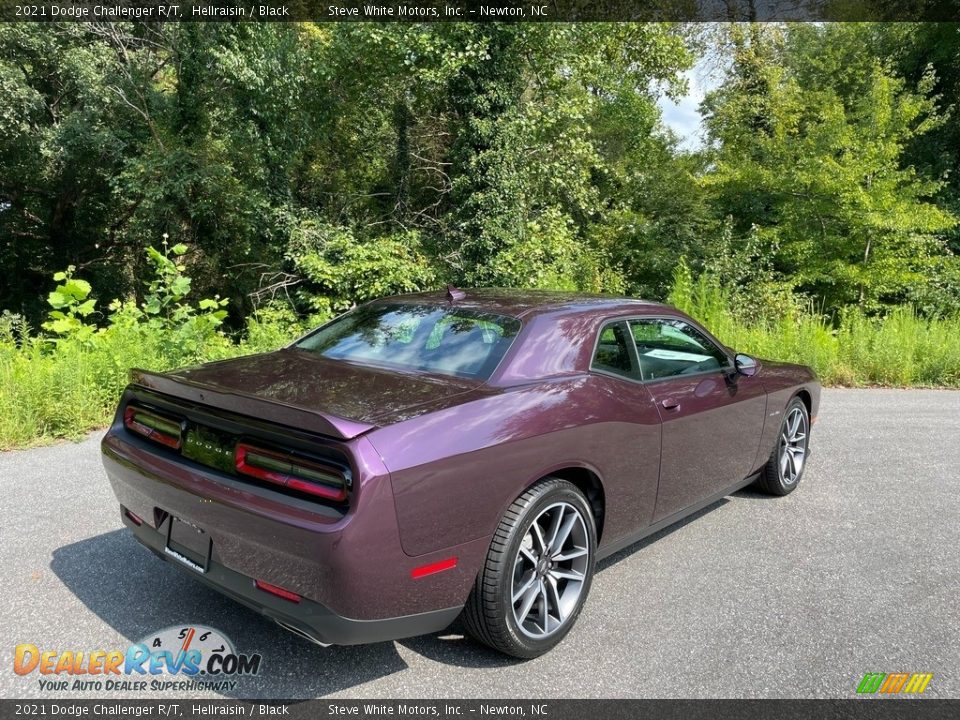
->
[[462, 478, 597, 658], [756, 397, 810, 496]]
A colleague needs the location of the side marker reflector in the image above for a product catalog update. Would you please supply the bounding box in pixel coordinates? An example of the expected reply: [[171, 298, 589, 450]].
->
[[411, 557, 458, 579], [254, 579, 302, 603]]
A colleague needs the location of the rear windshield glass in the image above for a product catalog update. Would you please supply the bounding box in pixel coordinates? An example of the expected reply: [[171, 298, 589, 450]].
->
[[295, 304, 522, 380]]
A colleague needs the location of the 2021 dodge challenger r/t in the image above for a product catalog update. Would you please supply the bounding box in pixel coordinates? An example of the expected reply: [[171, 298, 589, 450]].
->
[[102, 288, 820, 658]]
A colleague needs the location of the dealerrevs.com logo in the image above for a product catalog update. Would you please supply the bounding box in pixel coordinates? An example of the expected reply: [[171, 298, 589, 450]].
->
[[14, 625, 262, 693]]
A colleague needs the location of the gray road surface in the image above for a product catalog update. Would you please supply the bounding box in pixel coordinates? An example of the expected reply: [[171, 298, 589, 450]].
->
[[1, 388, 958, 699]]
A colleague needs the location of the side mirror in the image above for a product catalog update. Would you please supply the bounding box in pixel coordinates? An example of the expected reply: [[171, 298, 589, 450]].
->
[[734, 353, 759, 377]]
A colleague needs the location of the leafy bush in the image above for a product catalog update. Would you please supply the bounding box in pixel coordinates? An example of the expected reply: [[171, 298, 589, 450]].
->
[[2, 252, 959, 450], [285, 216, 439, 318], [242, 303, 311, 351], [43, 268, 98, 342], [484, 208, 625, 293], [0, 244, 292, 449]]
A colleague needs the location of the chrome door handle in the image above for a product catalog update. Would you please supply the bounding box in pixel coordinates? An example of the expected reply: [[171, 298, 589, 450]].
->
[[661, 398, 680, 410]]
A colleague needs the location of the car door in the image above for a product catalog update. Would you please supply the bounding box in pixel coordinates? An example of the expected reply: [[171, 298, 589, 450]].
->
[[588, 320, 663, 532], [628, 317, 766, 522]]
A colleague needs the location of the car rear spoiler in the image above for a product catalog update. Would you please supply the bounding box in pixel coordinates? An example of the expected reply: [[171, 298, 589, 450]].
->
[[128, 368, 377, 441]]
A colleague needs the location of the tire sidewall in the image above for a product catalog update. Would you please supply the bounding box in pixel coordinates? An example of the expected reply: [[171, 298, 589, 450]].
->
[[496, 481, 597, 657]]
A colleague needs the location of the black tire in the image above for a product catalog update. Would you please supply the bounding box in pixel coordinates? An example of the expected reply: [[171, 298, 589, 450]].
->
[[755, 397, 810, 496], [461, 477, 597, 659]]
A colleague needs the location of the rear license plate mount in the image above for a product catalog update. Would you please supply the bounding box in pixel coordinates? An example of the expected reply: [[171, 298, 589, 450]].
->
[[164, 515, 212, 574]]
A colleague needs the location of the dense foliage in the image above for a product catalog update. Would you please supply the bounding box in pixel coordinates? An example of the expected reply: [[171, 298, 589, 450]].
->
[[2, 22, 958, 322], [1, 22, 960, 447], [703, 24, 958, 315], [2, 250, 957, 449], [0, 23, 691, 321]]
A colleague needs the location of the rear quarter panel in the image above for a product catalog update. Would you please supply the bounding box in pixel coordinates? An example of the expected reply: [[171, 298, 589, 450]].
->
[[366, 374, 662, 557]]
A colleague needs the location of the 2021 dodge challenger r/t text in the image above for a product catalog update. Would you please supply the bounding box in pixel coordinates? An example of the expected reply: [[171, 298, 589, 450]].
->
[[102, 289, 819, 658]]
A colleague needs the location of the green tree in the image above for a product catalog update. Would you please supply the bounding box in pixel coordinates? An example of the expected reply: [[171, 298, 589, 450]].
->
[[702, 24, 956, 313]]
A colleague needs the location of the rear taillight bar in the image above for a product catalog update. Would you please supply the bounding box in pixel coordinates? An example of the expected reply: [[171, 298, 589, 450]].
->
[[124, 405, 183, 450], [235, 442, 348, 502]]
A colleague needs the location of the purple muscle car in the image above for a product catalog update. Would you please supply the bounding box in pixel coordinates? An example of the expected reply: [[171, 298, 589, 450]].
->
[[102, 288, 819, 658]]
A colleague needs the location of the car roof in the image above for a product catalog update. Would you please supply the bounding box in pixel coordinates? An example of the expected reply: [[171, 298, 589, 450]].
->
[[372, 288, 670, 320]]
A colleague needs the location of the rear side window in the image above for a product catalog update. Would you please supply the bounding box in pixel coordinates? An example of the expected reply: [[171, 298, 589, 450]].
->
[[591, 322, 634, 378], [295, 304, 521, 380]]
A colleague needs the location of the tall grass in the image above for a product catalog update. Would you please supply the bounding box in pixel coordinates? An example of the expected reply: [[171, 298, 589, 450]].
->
[[0, 315, 295, 450], [0, 245, 312, 450], [669, 268, 960, 388], [2, 268, 958, 450]]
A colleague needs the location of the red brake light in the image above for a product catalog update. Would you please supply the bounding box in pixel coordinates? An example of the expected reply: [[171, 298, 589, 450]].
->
[[254, 579, 301, 603], [124, 406, 182, 449], [235, 443, 348, 502]]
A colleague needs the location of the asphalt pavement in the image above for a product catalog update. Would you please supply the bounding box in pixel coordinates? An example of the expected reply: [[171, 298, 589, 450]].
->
[[1, 388, 958, 699]]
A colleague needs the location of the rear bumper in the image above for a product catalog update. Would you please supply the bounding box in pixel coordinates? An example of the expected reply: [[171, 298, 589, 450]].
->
[[122, 510, 460, 646], [101, 427, 491, 643]]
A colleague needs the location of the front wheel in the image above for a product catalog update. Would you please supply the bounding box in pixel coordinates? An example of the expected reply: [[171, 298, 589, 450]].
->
[[756, 397, 810, 496], [461, 478, 597, 658]]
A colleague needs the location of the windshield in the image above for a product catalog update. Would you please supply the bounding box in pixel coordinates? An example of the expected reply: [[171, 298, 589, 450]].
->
[[295, 304, 522, 380]]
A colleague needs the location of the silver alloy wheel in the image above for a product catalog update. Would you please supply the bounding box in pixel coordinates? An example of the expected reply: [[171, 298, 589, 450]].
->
[[511, 501, 590, 639], [779, 406, 807, 485]]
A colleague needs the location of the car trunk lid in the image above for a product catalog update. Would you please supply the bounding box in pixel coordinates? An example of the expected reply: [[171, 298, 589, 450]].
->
[[130, 348, 481, 440]]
